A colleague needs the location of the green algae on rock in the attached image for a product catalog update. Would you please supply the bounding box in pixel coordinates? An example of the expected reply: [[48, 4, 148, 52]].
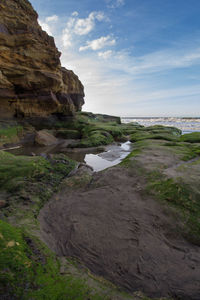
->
[[130, 125, 182, 143], [0, 151, 77, 211], [122, 138, 200, 244], [0, 124, 23, 147], [55, 129, 81, 139], [39, 138, 200, 300], [61, 112, 144, 148], [0, 220, 109, 300], [180, 132, 200, 143]]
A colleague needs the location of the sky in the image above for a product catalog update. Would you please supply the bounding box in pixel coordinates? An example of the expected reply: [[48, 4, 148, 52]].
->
[[30, 0, 200, 117]]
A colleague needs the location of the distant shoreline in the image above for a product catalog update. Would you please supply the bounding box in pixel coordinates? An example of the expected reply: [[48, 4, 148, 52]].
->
[[121, 116, 200, 119], [121, 116, 200, 133]]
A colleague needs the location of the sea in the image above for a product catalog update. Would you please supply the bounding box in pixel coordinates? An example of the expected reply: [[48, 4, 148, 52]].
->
[[121, 117, 200, 134]]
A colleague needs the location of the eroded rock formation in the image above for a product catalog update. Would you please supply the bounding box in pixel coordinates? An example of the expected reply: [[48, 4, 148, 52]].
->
[[0, 0, 84, 119]]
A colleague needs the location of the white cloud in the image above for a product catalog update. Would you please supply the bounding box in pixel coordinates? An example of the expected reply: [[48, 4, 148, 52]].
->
[[38, 15, 59, 36], [59, 44, 200, 116], [79, 36, 116, 51], [74, 14, 95, 35], [61, 17, 75, 48], [61, 11, 107, 48], [95, 12, 107, 21], [62, 28, 72, 48], [116, 0, 125, 6], [128, 48, 200, 75], [46, 15, 58, 22], [72, 11, 79, 17], [39, 11, 200, 117], [38, 20, 52, 35], [106, 0, 125, 8], [74, 12, 106, 35], [98, 50, 113, 59]]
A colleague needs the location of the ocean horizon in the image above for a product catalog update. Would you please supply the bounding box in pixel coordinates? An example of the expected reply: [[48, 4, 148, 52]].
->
[[121, 116, 200, 134]]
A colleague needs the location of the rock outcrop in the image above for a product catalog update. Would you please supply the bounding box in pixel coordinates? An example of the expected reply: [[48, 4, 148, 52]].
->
[[35, 130, 58, 146], [0, 0, 84, 120], [39, 138, 200, 300]]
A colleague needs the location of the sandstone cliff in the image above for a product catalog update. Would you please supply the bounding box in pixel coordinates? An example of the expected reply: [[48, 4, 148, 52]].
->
[[0, 0, 84, 119]]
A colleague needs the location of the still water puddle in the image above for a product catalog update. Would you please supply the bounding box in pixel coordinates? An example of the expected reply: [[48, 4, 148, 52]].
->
[[85, 141, 131, 172], [7, 141, 132, 172]]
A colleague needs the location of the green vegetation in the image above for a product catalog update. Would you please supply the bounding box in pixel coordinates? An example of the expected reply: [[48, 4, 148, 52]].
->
[[130, 131, 179, 142], [0, 151, 76, 211], [0, 152, 112, 299], [120, 149, 142, 166], [76, 113, 145, 147], [1, 114, 198, 299], [180, 132, 200, 143], [147, 173, 200, 245], [163, 142, 200, 161], [143, 125, 181, 136], [0, 125, 23, 146], [72, 130, 114, 148], [0, 220, 106, 300], [56, 129, 81, 139], [0, 151, 136, 299], [52, 112, 144, 148], [0, 218, 171, 299], [130, 125, 181, 143], [61, 172, 92, 189], [120, 138, 200, 245]]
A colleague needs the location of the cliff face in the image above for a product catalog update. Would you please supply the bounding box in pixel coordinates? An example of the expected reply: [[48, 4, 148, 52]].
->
[[0, 0, 84, 119]]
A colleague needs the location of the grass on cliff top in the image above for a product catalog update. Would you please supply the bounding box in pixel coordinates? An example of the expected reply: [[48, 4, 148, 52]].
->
[[0, 220, 106, 300]]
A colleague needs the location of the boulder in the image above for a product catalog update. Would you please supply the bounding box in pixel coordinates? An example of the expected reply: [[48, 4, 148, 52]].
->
[[0, 200, 6, 209], [35, 130, 58, 146]]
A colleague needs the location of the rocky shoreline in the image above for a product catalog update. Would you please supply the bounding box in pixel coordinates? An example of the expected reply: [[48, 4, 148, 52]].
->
[[1, 112, 200, 299], [1, 0, 200, 299]]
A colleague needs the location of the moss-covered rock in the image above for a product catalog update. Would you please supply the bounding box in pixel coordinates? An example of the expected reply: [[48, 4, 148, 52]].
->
[[0, 220, 107, 300], [147, 174, 200, 245], [71, 130, 114, 148], [0, 125, 23, 147], [56, 129, 81, 139], [53, 112, 128, 147], [121, 138, 200, 244], [130, 125, 181, 143], [143, 125, 182, 136], [130, 131, 179, 142], [0, 151, 76, 210], [180, 132, 200, 143]]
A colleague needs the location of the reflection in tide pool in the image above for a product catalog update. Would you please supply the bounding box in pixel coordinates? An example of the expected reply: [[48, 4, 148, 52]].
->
[[7, 141, 132, 173], [85, 154, 116, 172], [85, 141, 131, 172]]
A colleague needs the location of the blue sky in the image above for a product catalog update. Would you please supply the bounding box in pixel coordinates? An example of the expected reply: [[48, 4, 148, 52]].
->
[[30, 0, 200, 116]]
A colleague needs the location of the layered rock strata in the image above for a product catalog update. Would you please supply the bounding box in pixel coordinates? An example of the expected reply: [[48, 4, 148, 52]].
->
[[0, 0, 84, 119]]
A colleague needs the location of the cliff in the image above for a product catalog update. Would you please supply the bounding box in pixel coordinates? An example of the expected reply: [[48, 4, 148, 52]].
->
[[0, 0, 84, 119]]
